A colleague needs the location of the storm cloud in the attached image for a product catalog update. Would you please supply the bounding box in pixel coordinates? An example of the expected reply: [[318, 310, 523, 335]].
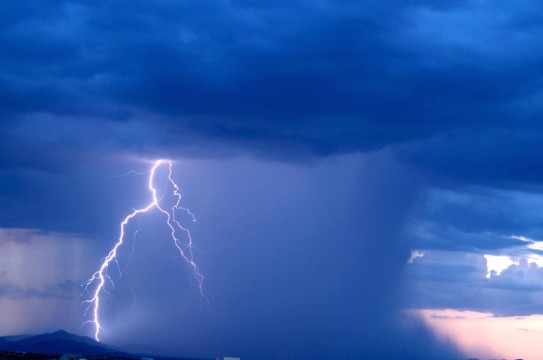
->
[[1, 1, 543, 172]]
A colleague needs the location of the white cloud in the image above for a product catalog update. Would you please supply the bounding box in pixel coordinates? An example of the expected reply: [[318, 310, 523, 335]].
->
[[408, 249, 425, 264], [484, 255, 517, 279], [483, 235, 543, 280], [509, 234, 543, 252]]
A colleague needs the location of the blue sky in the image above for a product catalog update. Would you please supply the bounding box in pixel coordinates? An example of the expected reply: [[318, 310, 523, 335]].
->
[[2, 1, 543, 359]]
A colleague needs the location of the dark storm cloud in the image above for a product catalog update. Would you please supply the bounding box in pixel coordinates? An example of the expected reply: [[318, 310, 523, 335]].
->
[[409, 221, 526, 252], [405, 186, 543, 255], [2, 0, 543, 180], [398, 128, 543, 188], [419, 188, 543, 235]]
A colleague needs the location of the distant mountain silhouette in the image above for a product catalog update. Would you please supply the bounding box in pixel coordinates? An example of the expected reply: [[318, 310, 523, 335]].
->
[[0, 330, 131, 357]]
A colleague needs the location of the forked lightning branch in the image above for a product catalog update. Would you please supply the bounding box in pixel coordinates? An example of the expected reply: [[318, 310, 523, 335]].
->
[[82, 160, 205, 341]]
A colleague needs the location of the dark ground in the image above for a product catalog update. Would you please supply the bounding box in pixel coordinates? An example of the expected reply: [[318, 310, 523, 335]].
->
[[0, 352, 135, 360], [0, 351, 212, 360]]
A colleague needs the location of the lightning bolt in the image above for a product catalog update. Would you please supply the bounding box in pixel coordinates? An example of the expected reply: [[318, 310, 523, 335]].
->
[[82, 159, 205, 341]]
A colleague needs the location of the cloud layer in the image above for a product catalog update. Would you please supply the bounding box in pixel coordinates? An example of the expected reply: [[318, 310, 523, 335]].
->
[[2, 0, 543, 180]]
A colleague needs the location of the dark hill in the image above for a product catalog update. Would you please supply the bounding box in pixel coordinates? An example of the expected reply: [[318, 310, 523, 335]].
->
[[0, 329, 130, 357]]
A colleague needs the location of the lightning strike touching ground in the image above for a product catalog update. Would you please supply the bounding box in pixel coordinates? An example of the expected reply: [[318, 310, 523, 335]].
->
[[82, 160, 205, 342]]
